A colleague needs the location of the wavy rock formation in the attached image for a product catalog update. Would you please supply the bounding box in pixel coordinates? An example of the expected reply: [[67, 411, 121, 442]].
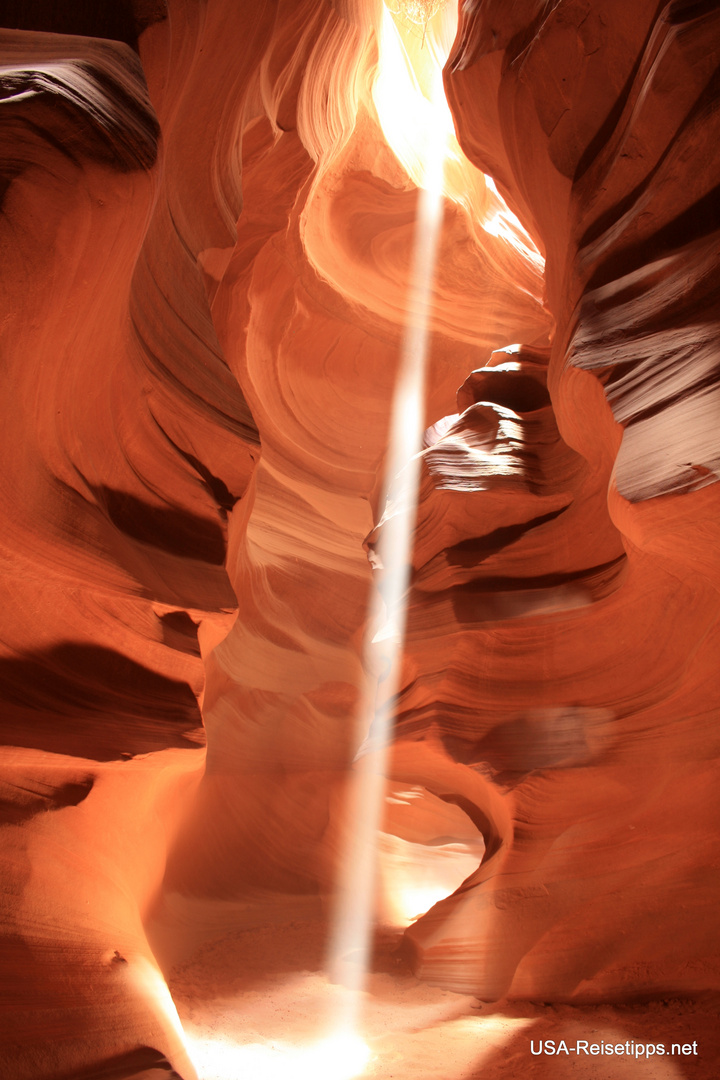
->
[[399, 0, 720, 1001], [161, 0, 549, 899], [0, 6, 262, 1077], [0, 0, 719, 1074]]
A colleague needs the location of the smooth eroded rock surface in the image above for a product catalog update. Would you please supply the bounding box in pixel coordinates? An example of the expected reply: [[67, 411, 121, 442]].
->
[[1, 0, 719, 1075]]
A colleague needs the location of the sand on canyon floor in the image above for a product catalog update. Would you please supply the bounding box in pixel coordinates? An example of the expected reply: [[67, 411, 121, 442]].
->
[[152, 894, 720, 1080]]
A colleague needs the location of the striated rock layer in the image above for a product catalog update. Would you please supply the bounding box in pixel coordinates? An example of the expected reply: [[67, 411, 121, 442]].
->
[[0, 6, 263, 1077], [399, 0, 720, 1001], [0, 0, 719, 1074]]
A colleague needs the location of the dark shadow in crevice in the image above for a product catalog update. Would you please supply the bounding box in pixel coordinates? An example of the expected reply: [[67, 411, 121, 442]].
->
[[0, 643, 203, 760], [58, 1045, 180, 1080], [0, 775, 93, 825], [91, 486, 227, 565], [0, 0, 168, 52], [438, 507, 570, 569], [158, 610, 201, 657]]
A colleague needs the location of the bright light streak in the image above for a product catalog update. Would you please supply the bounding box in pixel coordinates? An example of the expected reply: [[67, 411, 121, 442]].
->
[[326, 0, 450, 1042], [186, 1032, 370, 1080], [133, 956, 200, 1080]]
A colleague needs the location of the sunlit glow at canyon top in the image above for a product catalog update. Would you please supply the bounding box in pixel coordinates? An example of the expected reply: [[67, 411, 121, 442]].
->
[[373, 2, 456, 192], [373, 0, 541, 270]]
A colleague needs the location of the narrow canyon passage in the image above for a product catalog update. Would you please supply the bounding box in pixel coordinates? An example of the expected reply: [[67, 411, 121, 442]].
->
[[1, 1, 720, 1078]]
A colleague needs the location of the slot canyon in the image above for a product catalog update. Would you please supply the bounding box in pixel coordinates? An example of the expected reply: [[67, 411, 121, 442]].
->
[[1, 0, 720, 1077]]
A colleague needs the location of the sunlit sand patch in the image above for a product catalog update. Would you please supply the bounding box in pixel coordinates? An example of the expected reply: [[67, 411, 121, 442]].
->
[[186, 1030, 370, 1080]]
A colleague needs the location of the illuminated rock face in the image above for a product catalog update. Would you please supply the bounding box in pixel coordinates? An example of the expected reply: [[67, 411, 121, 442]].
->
[[0, 0, 718, 1074], [401, 0, 720, 1000]]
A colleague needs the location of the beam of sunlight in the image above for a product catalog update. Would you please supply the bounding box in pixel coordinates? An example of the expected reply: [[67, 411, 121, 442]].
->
[[179, 9, 456, 1080], [133, 956, 200, 1080], [325, 5, 450, 1055]]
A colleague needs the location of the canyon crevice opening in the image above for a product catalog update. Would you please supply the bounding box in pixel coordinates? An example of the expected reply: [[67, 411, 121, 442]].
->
[[1, 0, 720, 1078]]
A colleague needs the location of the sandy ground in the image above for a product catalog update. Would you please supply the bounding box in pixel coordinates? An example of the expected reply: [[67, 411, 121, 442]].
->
[[154, 895, 720, 1080]]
